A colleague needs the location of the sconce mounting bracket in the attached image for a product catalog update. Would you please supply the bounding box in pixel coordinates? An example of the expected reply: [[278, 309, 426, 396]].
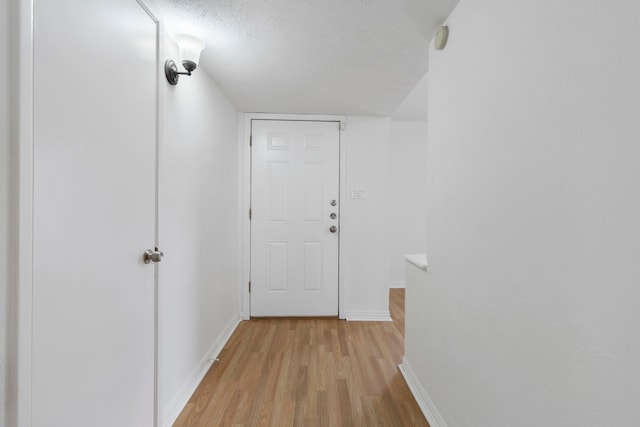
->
[[165, 59, 194, 86], [165, 59, 180, 85]]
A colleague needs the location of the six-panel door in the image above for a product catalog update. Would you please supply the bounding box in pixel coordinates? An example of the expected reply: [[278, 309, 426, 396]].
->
[[251, 120, 340, 316]]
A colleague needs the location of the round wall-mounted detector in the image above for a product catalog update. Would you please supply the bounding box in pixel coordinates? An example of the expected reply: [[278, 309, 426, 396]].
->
[[435, 25, 449, 50]]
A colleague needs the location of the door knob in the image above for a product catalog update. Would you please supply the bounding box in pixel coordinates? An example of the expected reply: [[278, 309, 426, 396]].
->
[[143, 248, 164, 264], [329, 226, 338, 233]]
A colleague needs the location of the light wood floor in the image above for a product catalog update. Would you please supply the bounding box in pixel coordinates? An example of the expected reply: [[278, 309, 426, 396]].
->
[[173, 289, 428, 427]]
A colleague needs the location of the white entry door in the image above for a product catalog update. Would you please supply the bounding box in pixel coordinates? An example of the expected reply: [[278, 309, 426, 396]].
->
[[251, 120, 340, 316], [32, 1, 158, 426]]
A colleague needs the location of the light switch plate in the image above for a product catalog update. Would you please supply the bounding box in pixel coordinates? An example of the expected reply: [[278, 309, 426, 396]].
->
[[351, 188, 368, 199]]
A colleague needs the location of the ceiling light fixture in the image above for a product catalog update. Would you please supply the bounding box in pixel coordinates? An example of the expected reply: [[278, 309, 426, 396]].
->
[[165, 34, 205, 85]]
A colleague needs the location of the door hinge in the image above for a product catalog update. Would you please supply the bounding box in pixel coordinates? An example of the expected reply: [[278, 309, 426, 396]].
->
[[248, 281, 251, 293], [250, 135, 252, 146], [249, 208, 252, 220]]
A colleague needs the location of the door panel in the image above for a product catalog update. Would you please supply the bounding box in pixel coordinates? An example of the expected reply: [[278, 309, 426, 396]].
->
[[303, 163, 323, 222], [268, 242, 289, 291], [251, 120, 339, 317], [268, 162, 289, 222], [32, 1, 157, 426], [303, 242, 323, 291]]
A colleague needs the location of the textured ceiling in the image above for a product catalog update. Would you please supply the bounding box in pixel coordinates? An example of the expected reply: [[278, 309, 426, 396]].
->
[[155, 0, 459, 115]]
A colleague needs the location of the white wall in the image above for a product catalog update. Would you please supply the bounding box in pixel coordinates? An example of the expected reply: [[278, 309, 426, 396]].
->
[[406, 1, 640, 426], [159, 35, 241, 425], [389, 121, 428, 287], [0, 0, 9, 421], [391, 71, 429, 122], [342, 116, 392, 319]]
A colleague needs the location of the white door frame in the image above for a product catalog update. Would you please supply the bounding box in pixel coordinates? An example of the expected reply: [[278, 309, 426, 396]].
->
[[9, 1, 161, 425], [239, 113, 348, 320], [11, 1, 35, 424]]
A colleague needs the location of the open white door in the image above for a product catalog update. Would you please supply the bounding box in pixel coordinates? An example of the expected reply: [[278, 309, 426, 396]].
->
[[250, 120, 340, 317], [31, 1, 158, 425]]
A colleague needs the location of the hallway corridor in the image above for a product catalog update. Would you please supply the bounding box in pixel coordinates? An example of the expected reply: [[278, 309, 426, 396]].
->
[[173, 289, 428, 426]]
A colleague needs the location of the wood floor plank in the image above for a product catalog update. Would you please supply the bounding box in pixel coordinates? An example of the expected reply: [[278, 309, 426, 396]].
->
[[173, 288, 428, 427]]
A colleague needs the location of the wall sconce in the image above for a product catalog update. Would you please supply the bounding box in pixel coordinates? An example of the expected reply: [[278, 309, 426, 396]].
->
[[165, 34, 205, 85]]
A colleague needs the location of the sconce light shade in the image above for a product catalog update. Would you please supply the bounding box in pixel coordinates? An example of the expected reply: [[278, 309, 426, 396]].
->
[[176, 34, 205, 72], [165, 34, 205, 85]]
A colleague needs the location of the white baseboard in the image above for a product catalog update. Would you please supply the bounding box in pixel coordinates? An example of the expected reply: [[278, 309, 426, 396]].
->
[[345, 310, 392, 322], [162, 315, 242, 427], [399, 357, 448, 427], [389, 280, 406, 289]]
